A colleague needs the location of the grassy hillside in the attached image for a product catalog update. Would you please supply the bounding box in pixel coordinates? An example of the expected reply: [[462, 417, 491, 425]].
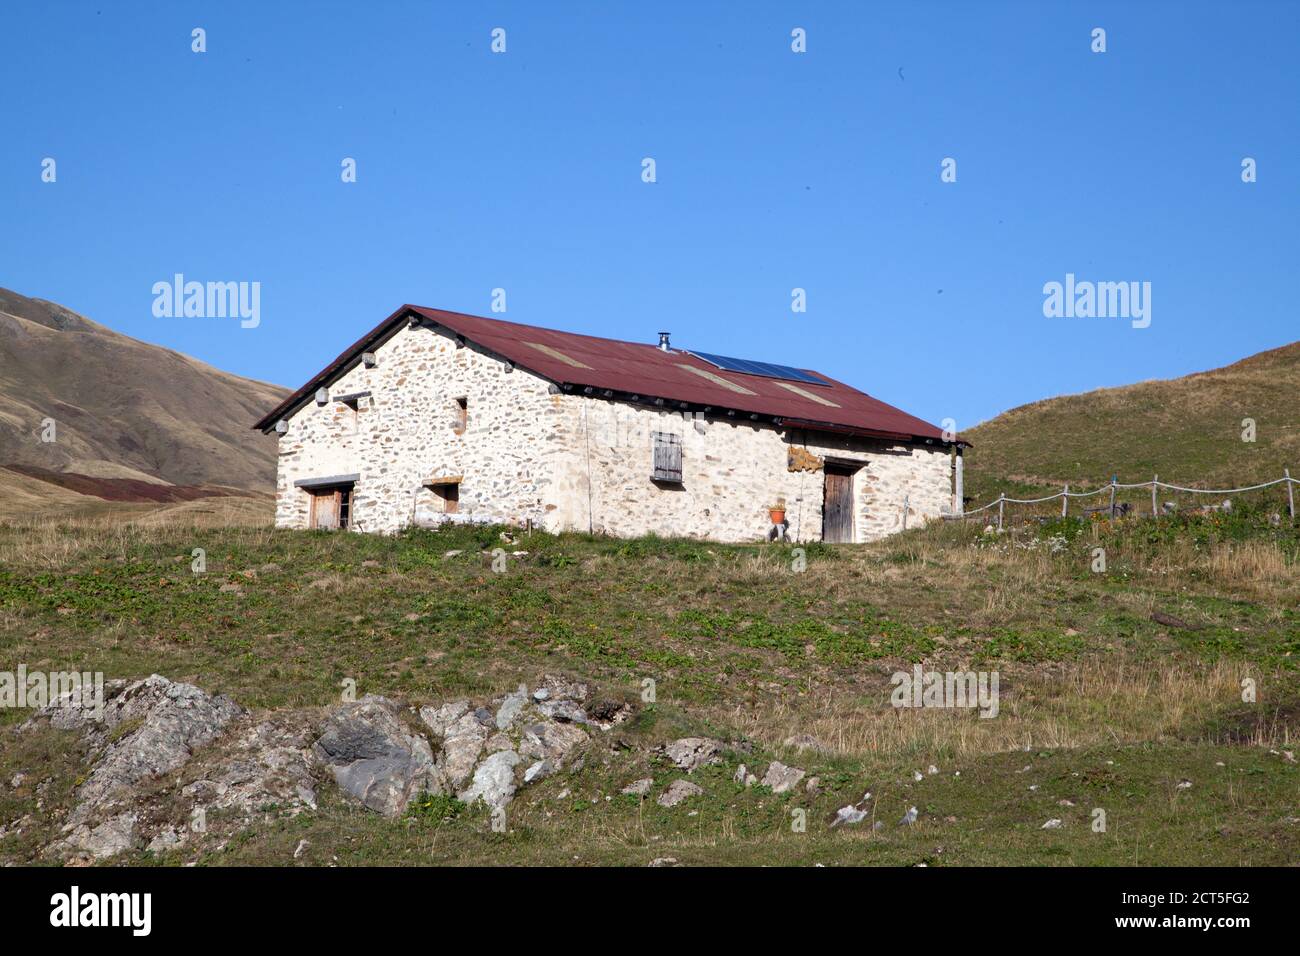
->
[[1, 513, 1295, 866], [963, 341, 1300, 505], [0, 288, 287, 499]]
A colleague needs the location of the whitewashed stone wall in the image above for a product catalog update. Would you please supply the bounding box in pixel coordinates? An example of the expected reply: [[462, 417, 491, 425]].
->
[[545, 399, 952, 543], [273, 323, 953, 542], [274, 323, 564, 533]]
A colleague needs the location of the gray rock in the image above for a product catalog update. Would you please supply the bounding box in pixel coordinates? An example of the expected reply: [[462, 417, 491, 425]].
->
[[761, 761, 806, 794], [523, 760, 554, 784], [662, 737, 723, 773], [458, 750, 520, 812], [520, 720, 589, 765], [536, 699, 589, 724], [418, 700, 470, 737], [60, 812, 139, 860], [314, 695, 441, 817], [495, 687, 530, 730], [733, 764, 757, 787], [621, 778, 654, 797], [656, 779, 704, 808], [180, 714, 319, 818], [36, 675, 245, 831], [421, 704, 487, 790]]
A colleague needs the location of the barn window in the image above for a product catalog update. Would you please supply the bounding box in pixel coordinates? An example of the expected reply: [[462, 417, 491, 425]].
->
[[651, 431, 683, 483], [425, 478, 461, 514], [452, 397, 468, 434], [308, 485, 353, 530]]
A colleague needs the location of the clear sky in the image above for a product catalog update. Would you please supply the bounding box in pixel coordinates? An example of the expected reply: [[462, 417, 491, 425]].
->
[[2, 1, 1296, 430]]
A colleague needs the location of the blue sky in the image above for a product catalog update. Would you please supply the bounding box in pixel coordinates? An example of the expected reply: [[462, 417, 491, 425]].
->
[[2, 1, 1296, 430]]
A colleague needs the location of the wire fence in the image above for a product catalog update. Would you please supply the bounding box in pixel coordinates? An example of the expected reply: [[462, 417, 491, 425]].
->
[[947, 469, 1298, 529]]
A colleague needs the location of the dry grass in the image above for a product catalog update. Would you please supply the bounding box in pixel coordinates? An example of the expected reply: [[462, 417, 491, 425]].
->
[[716, 661, 1264, 762]]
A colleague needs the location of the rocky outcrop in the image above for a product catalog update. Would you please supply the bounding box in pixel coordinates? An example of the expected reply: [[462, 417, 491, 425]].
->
[[13, 671, 631, 860], [314, 696, 442, 817], [22, 675, 244, 859]]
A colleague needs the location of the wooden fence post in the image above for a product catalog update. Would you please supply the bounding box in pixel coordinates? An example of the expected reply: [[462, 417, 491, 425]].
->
[[1287, 468, 1295, 524], [1109, 477, 1117, 517], [997, 493, 1005, 531], [1152, 475, 1159, 517], [1062, 484, 1069, 517]]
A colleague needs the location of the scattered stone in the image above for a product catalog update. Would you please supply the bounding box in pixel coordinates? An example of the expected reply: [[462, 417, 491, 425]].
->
[[1176, 779, 1192, 790], [294, 839, 310, 860], [899, 806, 918, 826], [734, 764, 757, 787], [662, 738, 723, 773], [532, 689, 551, 702], [523, 760, 555, 785], [1058, 799, 1075, 807], [9, 773, 26, 789], [443, 550, 463, 558], [761, 761, 806, 794], [314, 695, 440, 818], [648, 857, 679, 867], [656, 779, 704, 808], [805, 776, 821, 796], [912, 770, 924, 782], [360, 560, 381, 568], [1041, 819, 1063, 829], [621, 778, 653, 797], [831, 804, 869, 828], [927, 764, 939, 775]]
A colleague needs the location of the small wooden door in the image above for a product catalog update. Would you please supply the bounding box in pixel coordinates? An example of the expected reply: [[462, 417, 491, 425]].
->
[[822, 465, 856, 543], [310, 490, 340, 530]]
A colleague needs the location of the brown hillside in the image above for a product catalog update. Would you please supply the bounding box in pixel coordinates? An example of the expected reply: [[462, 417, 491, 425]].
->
[[0, 288, 287, 498]]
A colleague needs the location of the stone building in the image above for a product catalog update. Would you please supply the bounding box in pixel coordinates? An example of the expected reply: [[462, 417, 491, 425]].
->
[[253, 305, 966, 543]]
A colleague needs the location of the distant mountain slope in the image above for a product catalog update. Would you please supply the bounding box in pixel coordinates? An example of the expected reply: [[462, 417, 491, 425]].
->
[[0, 287, 287, 495], [963, 342, 1300, 502]]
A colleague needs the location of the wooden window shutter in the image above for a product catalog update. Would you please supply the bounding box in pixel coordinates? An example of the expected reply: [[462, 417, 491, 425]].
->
[[651, 431, 683, 483]]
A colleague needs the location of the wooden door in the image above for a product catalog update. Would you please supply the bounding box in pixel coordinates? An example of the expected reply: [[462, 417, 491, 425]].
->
[[310, 490, 340, 530], [822, 466, 856, 543]]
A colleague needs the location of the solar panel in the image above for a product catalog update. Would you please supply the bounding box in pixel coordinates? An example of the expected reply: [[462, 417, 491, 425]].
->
[[685, 350, 830, 386]]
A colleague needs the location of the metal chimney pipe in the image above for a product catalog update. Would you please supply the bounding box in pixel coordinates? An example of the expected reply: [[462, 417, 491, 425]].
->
[[658, 332, 671, 351]]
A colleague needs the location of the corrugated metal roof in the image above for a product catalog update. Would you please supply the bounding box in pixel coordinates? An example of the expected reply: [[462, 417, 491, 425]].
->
[[253, 305, 963, 446]]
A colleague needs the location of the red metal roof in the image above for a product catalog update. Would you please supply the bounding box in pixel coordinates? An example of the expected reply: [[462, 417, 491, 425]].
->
[[254, 305, 961, 446]]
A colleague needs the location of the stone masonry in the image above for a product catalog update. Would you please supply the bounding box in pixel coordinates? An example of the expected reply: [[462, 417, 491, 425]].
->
[[273, 322, 953, 543]]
